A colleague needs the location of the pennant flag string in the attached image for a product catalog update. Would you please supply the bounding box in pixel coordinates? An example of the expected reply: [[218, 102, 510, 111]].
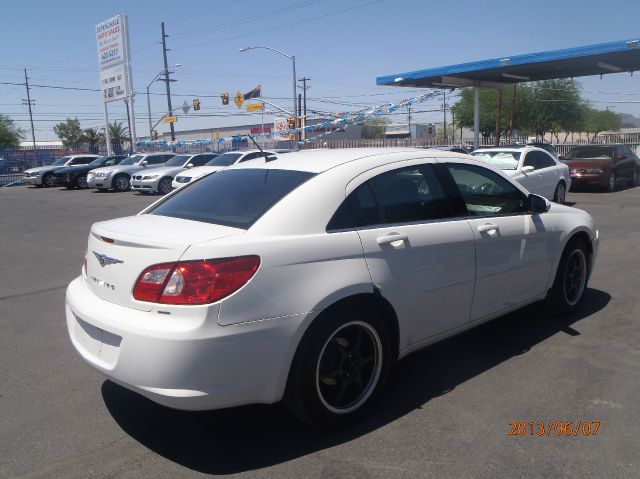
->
[[137, 89, 443, 148]]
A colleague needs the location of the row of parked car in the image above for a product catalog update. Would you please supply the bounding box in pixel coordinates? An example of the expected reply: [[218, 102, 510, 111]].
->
[[22, 143, 639, 203]]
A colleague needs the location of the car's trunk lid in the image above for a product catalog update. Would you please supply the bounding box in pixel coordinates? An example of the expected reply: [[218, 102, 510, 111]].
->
[[86, 214, 244, 311]]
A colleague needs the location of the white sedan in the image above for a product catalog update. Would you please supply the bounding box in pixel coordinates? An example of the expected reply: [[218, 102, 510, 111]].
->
[[130, 152, 218, 194], [471, 147, 571, 203], [66, 148, 597, 428], [171, 150, 277, 189]]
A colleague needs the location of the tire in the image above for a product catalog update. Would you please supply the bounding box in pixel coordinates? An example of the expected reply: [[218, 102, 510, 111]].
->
[[77, 175, 88, 189], [544, 238, 590, 315], [158, 177, 173, 195], [112, 174, 130, 192], [553, 181, 566, 204], [607, 172, 616, 192], [629, 168, 639, 187], [284, 302, 392, 429], [42, 173, 56, 188]]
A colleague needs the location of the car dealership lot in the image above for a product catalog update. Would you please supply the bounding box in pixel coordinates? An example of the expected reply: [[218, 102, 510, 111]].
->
[[1, 185, 639, 478]]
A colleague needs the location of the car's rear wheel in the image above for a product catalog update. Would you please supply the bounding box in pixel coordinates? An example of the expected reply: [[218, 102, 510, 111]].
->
[[43, 173, 55, 188], [113, 174, 130, 192], [158, 177, 173, 195], [607, 172, 616, 192], [544, 238, 589, 314], [553, 181, 566, 204], [285, 302, 391, 429]]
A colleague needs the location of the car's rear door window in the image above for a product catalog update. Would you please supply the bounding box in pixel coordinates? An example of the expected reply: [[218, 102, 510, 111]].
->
[[150, 168, 314, 229]]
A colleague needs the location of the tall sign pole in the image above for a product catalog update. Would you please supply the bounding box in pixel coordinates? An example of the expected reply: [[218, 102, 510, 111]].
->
[[96, 14, 133, 155], [123, 15, 136, 151]]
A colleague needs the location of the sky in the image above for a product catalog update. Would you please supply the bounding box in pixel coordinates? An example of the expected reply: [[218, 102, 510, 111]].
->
[[2, 0, 640, 141]]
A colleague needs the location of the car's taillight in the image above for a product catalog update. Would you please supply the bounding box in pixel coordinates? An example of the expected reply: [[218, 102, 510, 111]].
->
[[133, 256, 260, 305]]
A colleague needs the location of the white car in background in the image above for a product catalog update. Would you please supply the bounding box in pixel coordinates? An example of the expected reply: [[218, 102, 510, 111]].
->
[[67, 148, 597, 429], [130, 152, 218, 195], [171, 150, 277, 189], [23, 155, 100, 187], [87, 152, 175, 192], [471, 147, 571, 203]]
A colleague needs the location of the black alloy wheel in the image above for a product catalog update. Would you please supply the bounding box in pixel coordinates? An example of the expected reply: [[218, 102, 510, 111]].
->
[[607, 172, 616, 192], [545, 238, 590, 314], [285, 302, 391, 429], [77, 175, 88, 189]]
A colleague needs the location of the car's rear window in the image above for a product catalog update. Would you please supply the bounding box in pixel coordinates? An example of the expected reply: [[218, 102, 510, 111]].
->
[[149, 168, 314, 229], [565, 147, 615, 160]]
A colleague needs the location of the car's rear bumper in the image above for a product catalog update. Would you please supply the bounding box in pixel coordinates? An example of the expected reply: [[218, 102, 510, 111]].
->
[[65, 276, 307, 411]]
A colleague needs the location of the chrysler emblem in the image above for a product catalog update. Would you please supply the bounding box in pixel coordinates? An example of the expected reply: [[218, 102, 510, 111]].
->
[[93, 251, 124, 267]]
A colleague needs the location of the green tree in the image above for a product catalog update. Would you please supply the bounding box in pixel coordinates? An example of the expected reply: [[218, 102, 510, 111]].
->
[[0, 114, 23, 147], [108, 120, 130, 147], [361, 117, 388, 139], [584, 107, 621, 142], [53, 118, 83, 147], [82, 127, 105, 152]]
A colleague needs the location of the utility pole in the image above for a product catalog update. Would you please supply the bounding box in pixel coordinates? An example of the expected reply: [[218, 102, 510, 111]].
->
[[124, 98, 133, 154], [507, 84, 517, 141], [22, 69, 37, 159], [442, 89, 447, 142], [408, 106, 412, 138], [298, 77, 310, 140], [160, 22, 176, 142]]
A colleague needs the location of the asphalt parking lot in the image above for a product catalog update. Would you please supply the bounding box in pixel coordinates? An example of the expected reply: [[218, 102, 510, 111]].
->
[[1, 184, 639, 478]]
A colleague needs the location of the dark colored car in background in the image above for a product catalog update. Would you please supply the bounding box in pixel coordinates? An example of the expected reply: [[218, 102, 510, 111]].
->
[[426, 146, 473, 154], [561, 144, 639, 192], [54, 155, 127, 189], [527, 141, 559, 158]]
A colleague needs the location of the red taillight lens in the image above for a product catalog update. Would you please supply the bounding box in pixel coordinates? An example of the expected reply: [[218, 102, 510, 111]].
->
[[133, 256, 260, 305]]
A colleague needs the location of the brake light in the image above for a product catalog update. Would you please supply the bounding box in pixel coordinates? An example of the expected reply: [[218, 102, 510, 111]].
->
[[133, 256, 260, 305]]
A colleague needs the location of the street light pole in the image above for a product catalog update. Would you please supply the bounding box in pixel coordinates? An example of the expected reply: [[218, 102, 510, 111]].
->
[[239, 46, 297, 138], [146, 64, 180, 138]]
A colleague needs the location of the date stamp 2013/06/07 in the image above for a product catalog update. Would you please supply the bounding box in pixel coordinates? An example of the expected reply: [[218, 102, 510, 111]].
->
[[509, 420, 602, 437]]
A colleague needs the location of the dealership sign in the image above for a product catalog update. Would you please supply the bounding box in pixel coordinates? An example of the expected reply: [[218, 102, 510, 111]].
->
[[96, 15, 128, 71], [99, 65, 128, 103]]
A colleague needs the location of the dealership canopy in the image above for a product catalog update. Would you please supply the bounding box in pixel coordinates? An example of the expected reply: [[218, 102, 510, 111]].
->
[[376, 38, 640, 147]]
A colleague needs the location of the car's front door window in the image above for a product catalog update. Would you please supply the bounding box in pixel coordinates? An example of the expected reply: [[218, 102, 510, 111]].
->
[[446, 163, 528, 217]]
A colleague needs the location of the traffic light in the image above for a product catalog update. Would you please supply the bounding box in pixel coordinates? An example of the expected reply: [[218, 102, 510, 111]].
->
[[221, 93, 229, 105], [192, 99, 200, 111], [287, 116, 296, 129]]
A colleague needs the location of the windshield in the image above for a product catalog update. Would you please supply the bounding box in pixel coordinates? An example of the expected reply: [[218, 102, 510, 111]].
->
[[150, 168, 314, 229], [565, 147, 615, 160], [205, 152, 243, 166], [52, 156, 71, 166], [471, 151, 521, 170], [119, 155, 144, 166], [163, 155, 192, 167]]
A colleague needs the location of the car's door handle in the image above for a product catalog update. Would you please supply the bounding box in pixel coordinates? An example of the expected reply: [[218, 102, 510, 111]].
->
[[477, 223, 499, 234], [377, 233, 408, 246]]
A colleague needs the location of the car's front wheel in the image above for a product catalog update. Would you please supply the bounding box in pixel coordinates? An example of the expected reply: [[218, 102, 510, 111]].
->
[[112, 174, 130, 192], [285, 302, 391, 429], [629, 168, 639, 187], [77, 175, 88, 189], [42, 173, 56, 188], [544, 238, 590, 314], [607, 172, 616, 192], [158, 177, 173, 195], [553, 181, 566, 204]]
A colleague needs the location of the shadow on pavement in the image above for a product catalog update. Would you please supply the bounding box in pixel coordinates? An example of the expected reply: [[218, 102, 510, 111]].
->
[[102, 288, 610, 475]]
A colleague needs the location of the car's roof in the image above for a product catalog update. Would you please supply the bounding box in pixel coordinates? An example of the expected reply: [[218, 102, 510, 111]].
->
[[232, 147, 472, 174], [567, 143, 623, 147]]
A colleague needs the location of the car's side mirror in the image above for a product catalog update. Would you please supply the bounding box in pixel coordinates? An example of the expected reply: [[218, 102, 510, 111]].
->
[[186, 163, 194, 168], [529, 194, 550, 214], [616, 154, 626, 161], [522, 165, 535, 174], [140, 160, 148, 166], [558, 155, 565, 161]]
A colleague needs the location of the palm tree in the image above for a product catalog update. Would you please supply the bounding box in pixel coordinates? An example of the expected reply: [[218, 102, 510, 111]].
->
[[108, 121, 131, 153], [82, 127, 105, 153]]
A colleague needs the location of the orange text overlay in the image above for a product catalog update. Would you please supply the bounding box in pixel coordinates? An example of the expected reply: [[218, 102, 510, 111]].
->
[[508, 420, 602, 437]]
